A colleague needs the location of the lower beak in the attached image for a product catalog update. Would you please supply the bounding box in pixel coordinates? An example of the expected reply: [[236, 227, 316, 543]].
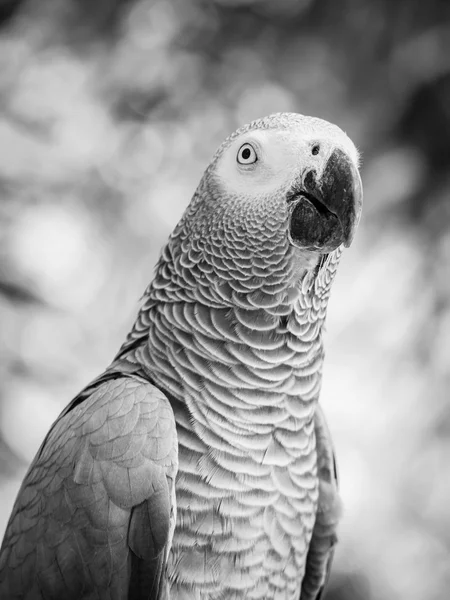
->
[[288, 148, 363, 252]]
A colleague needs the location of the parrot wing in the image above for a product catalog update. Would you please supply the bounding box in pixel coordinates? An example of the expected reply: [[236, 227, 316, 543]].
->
[[300, 404, 341, 600], [0, 371, 178, 600]]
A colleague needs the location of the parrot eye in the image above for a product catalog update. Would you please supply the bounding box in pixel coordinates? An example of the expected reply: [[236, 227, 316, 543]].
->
[[237, 143, 257, 165]]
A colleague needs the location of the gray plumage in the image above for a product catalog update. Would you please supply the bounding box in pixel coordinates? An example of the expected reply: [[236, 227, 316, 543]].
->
[[0, 112, 362, 599]]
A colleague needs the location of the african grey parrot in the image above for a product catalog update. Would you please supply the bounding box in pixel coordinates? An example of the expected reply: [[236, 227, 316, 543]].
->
[[0, 112, 362, 599]]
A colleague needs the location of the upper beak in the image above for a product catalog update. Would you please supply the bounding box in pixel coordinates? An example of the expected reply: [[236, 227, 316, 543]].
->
[[288, 148, 363, 252]]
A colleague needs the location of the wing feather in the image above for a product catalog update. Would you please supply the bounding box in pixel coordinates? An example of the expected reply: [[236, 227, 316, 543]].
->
[[300, 404, 341, 600], [0, 374, 178, 600]]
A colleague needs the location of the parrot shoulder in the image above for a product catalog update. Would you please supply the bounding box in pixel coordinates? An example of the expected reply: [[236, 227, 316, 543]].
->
[[69, 373, 179, 598], [0, 372, 178, 600]]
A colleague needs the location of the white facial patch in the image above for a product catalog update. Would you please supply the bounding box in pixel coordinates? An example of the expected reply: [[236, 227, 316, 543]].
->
[[213, 125, 359, 200], [214, 129, 303, 199]]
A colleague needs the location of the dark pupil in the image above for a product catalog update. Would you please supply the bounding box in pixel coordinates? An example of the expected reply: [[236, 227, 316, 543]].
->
[[241, 147, 251, 160]]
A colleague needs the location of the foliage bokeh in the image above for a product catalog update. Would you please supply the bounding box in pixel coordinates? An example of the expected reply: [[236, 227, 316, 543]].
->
[[1, 0, 450, 598]]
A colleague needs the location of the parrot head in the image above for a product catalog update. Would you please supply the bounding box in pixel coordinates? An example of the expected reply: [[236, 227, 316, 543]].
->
[[168, 113, 362, 298], [209, 112, 362, 253]]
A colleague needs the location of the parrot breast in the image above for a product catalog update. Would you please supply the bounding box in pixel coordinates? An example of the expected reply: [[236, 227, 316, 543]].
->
[[125, 232, 343, 599]]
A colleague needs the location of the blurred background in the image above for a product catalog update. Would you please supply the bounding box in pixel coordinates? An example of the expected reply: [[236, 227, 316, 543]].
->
[[0, 0, 449, 597]]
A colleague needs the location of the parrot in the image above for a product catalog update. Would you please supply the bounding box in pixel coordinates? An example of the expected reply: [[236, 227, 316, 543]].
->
[[0, 112, 362, 600]]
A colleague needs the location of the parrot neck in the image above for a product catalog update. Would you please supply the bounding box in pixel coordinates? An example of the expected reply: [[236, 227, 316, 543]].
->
[[120, 247, 342, 463]]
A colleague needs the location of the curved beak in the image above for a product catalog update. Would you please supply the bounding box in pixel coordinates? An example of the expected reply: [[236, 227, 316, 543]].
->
[[288, 148, 363, 252]]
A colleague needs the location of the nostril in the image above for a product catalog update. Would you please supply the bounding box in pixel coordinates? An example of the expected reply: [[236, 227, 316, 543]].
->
[[311, 144, 320, 156]]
